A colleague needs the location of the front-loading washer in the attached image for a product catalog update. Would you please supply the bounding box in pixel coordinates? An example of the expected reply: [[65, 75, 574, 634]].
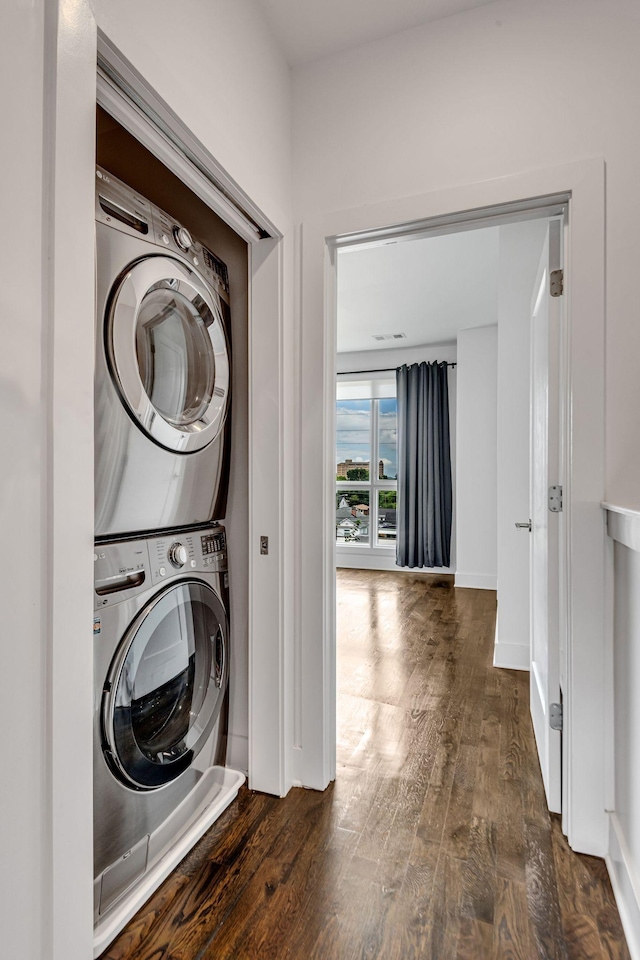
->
[[94, 166, 232, 540], [92, 524, 244, 954]]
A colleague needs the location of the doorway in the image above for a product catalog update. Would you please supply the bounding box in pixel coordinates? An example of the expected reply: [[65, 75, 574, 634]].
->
[[296, 160, 606, 855], [332, 208, 564, 820]]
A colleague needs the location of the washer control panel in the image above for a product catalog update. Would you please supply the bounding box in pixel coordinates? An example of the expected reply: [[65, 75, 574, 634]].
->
[[201, 529, 226, 558], [168, 542, 189, 568], [94, 526, 228, 608], [149, 525, 227, 584]]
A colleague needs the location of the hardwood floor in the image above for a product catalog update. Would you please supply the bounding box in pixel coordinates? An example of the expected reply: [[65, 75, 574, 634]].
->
[[101, 569, 629, 959]]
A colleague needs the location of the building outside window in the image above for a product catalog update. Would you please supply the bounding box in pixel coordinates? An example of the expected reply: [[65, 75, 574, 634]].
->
[[336, 379, 397, 552]]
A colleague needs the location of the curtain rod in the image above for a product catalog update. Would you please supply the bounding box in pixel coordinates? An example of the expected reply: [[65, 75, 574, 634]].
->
[[338, 363, 456, 375]]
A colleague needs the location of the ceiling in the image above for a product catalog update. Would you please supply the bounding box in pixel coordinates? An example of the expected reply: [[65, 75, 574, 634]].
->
[[254, 0, 499, 66], [336, 226, 500, 354]]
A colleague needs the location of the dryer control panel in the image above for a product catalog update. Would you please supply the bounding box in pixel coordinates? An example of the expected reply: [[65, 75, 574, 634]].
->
[[95, 166, 230, 303]]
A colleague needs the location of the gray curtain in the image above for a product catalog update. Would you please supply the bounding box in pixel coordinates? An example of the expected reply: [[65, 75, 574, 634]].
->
[[396, 361, 452, 568]]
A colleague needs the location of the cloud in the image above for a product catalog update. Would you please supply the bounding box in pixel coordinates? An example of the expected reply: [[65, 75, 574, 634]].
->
[[336, 402, 397, 463], [336, 409, 370, 435], [379, 410, 397, 444]]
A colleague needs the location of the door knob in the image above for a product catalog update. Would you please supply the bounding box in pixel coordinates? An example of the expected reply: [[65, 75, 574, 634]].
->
[[515, 520, 532, 531]]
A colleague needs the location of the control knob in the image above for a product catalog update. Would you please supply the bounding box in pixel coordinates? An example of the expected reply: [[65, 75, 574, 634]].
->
[[173, 225, 193, 251], [168, 542, 188, 568]]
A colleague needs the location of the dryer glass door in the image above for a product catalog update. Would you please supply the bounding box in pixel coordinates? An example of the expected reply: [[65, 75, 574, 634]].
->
[[108, 256, 230, 453], [103, 580, 228, 790], [136, 284, 215, 427]]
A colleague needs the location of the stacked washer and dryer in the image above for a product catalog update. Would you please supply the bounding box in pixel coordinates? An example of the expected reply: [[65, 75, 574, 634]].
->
[[92, 167, 244, 954]]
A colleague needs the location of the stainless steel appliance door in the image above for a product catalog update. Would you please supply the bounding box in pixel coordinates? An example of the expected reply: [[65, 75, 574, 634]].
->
[[102, 580, 228, 790], [107, 256, 230, 453]]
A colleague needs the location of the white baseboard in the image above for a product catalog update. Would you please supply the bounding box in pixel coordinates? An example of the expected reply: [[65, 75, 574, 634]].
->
[[493, 640, 529, 671], [607, 813, 640, 960], [455, 572, 497, 590], [226, 733, 248, 775]]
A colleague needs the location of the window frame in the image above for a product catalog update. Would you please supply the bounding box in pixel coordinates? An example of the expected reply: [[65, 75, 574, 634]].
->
[[336, 394, 397, 552]]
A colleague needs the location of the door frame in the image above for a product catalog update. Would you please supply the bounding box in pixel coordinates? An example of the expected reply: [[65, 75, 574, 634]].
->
[[298, 158, 606, 856]]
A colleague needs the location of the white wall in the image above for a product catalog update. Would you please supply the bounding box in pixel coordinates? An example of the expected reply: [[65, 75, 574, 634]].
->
[[606, 515, 640, 959], [455, 326, 498, 589], [0, 3, 96, 959], [494, 219, 548, 670], [95, 0, 292, 229], [292, 0, 640, 506], [0, 7, 47, 958], [336, 343, 457, 573]]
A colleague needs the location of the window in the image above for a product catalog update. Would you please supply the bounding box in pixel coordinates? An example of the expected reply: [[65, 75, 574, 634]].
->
[[336, 381, 397, 549]]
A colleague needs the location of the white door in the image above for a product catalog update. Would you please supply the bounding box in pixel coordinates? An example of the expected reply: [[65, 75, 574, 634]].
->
[[529, 219, 564, 814]]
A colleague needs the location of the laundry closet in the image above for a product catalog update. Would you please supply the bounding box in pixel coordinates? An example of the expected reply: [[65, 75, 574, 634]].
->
[[93, 107, 250, 953]]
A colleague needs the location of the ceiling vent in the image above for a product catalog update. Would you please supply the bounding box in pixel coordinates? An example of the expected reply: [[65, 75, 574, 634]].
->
[[372, 333, 406, 342]]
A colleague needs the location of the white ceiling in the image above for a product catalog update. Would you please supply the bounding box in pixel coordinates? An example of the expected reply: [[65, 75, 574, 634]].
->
[[254, 0, 499, 66], [336, 226, 499, 354]]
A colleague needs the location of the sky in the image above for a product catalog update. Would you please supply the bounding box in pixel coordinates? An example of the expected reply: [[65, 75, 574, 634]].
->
[[336, 398, 397, 479]]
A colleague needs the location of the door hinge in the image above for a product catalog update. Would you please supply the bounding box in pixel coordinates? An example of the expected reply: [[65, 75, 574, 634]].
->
[[550, 268, 564, 297], [548, 485, 563, 513], [550, 702, 563, 731]]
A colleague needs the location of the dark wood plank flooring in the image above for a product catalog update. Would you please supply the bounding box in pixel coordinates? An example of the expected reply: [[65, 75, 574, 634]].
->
[[101, 569, 629, 959]]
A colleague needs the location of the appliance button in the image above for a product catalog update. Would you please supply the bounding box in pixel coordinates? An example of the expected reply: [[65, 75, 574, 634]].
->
[[168, 542, 188, 568], [173, 226, 192, 251], [159, 567, 166, 577], [190, 559, 197, 568], [161, 233, 170, 245], [192, 255, 199, 266]]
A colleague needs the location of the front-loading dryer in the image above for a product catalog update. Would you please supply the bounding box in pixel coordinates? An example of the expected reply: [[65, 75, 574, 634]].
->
[[92, 524, 244, 954], [94, 166, 232, 540]]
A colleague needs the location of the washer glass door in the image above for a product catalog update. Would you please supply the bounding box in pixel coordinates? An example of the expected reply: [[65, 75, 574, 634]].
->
[[108, 256, 230, 453], [103, 580, 228, 790]]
